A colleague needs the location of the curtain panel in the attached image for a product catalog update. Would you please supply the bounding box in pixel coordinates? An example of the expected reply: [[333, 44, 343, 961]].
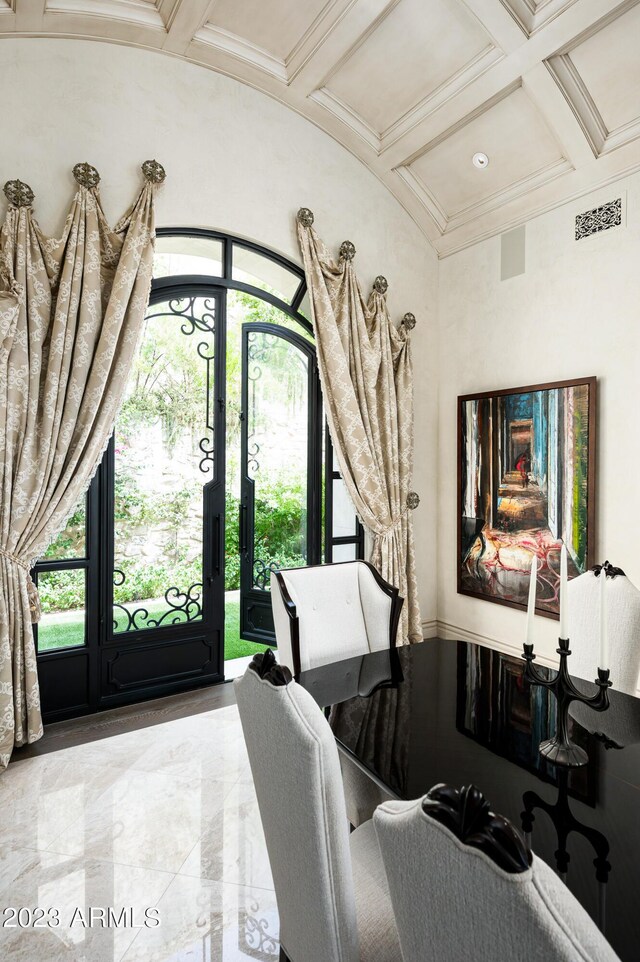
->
[[0, 160, 165, 769], [296, 209, 422, 645]]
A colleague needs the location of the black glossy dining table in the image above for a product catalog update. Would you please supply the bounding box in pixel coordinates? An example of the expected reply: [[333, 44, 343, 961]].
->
[[298, 638, 640, 962]]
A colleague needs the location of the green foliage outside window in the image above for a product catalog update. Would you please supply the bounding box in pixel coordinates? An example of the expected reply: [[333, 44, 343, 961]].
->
[[40, 289, 310, 617]]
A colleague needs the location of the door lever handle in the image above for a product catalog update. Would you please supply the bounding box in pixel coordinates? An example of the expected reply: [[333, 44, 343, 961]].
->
[[214, 513, 223, 575], [239, 501, 248, 555]]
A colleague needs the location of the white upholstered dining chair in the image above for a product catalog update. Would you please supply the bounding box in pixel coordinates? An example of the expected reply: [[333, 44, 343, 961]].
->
[[270, 560, 403, 676], [234, 651, 400, 962], [270, 560, 403, 828], [568, 564, 640, 695], [568, 564, 640, 747], [374, 784, 621, 962]]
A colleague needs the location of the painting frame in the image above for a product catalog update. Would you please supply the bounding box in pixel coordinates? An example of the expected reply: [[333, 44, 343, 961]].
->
[[457, 376, 597, 620]]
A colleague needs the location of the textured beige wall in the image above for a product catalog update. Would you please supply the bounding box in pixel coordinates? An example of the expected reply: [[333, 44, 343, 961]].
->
[[438, 173, 640, 665], [0, 37, 439, 627]]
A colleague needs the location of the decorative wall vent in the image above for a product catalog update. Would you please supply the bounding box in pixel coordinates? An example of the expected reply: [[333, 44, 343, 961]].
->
[[575, 198, 622, 241]]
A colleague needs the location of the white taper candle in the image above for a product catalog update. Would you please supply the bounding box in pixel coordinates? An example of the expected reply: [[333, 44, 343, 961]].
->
[[559, 545, 568, 639], [526, 553, 537, 645], [599, 569, 609, 670]]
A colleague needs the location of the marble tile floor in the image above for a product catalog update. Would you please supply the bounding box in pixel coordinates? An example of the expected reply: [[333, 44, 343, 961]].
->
[[15, 682, 238, 760], [0, 698, 280, 961]]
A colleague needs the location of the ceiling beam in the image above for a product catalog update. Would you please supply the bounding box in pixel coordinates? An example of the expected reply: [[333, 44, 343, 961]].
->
[[290, 0, 399, 95], [459, 0, 527, 54], [15, 0, 45, 32], [522, 62, 596, 168], [382, 0, 633, 169], [163, 0, 214, 54]]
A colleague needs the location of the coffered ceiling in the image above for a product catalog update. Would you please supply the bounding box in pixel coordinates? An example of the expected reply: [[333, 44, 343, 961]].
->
[[2, 0, 639, 256]]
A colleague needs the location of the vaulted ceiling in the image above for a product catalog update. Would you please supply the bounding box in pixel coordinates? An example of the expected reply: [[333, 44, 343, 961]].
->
[[2, 0, 639, 256]]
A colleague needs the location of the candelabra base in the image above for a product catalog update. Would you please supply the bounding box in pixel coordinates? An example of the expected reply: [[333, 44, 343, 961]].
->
[[523, 638, 611, 769], [538, 736, 589, 768]]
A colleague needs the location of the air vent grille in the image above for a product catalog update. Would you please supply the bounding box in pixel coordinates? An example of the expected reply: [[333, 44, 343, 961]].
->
[[575, 198, 622, 241]]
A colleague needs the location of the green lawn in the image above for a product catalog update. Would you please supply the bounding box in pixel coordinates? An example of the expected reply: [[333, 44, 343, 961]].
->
[[223, 600, 270, 660], [38, 598, 270, 662]]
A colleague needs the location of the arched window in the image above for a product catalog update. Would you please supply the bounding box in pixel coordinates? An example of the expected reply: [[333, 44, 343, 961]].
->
[[33, 231, 363, 720]]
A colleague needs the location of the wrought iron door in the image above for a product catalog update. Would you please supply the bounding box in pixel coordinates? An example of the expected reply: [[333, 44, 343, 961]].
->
[[101, 289, 226, 703], [239, 322, 322, 643], [32, 229, 346, 721]]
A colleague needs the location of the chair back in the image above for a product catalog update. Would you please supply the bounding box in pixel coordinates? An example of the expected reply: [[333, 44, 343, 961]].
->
[[235, 653, 359, 962], [271, 561, 400, 674], [374, 786, 621, 962], [568, 568, 640, 694]]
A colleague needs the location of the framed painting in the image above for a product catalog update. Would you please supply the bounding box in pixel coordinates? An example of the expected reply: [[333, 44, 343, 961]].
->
[[457, 377, 596, 618]]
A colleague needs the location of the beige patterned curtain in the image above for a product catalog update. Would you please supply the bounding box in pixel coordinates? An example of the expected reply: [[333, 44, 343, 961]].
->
[[0, 160, 165, 768], [296, 209, 422, 644]]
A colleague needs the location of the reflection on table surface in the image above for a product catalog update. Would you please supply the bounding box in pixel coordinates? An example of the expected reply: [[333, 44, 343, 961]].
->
[[298, 638, 640, 962]]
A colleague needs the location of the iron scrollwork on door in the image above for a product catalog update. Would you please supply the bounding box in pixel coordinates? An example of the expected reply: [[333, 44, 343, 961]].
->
[[253, 559, 281, 591], [145, 297, 216, 475], [240, 321, 323, 644], [246, 330, 267, 475], [246, 330, 288, 592], [112, 570, 203, 632], [112, 294, 217, 634]]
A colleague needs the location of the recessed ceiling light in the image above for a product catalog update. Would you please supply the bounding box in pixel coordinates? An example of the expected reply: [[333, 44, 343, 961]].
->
[[472, 152, 489, 169]]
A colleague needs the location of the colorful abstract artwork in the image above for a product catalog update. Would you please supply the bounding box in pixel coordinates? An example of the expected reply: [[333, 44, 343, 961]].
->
[[458, 378, 596, 617]]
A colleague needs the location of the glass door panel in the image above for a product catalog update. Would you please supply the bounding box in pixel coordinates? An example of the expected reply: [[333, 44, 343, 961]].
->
[[37, 569, 87, 652], [331, 543, 358, 562], [34, 495, 89, 654], [331, 477, 359, 538], [42, 499, 86, 562], [232, 244, 301, 304], [153, 235, 224, 279], [247, 328, 308, 583], [240, 323, 321, 643], [110, 295, 223, 642], [324, 428, 364, 564]]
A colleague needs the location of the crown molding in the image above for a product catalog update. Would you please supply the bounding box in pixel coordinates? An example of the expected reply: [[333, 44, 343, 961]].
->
[[46, 0, 165, 30], [394, 166, 448, 233], [309, 86, 382, 151], [193, 23, 288, 83], [547, 55, 605, 156], [285, 0, 357, 82], [499, 0, 579, 38], [432, 143, 640, 256], [444, 157, 573, 229]]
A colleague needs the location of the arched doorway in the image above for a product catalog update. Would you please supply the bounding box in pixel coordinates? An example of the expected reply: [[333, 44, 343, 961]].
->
[[33, 231, 363, 720]]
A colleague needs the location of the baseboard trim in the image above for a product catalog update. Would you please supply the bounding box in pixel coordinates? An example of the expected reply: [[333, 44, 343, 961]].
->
[[422, 618, 556, 668], [421, 619, 438, 639]]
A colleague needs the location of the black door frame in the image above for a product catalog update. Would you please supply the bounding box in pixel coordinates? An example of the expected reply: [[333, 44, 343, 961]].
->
[[239, 321, 323, 643], [34, 230, 317, 722], [99, 286, 227, 709], [33, 475, 101, 721]]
